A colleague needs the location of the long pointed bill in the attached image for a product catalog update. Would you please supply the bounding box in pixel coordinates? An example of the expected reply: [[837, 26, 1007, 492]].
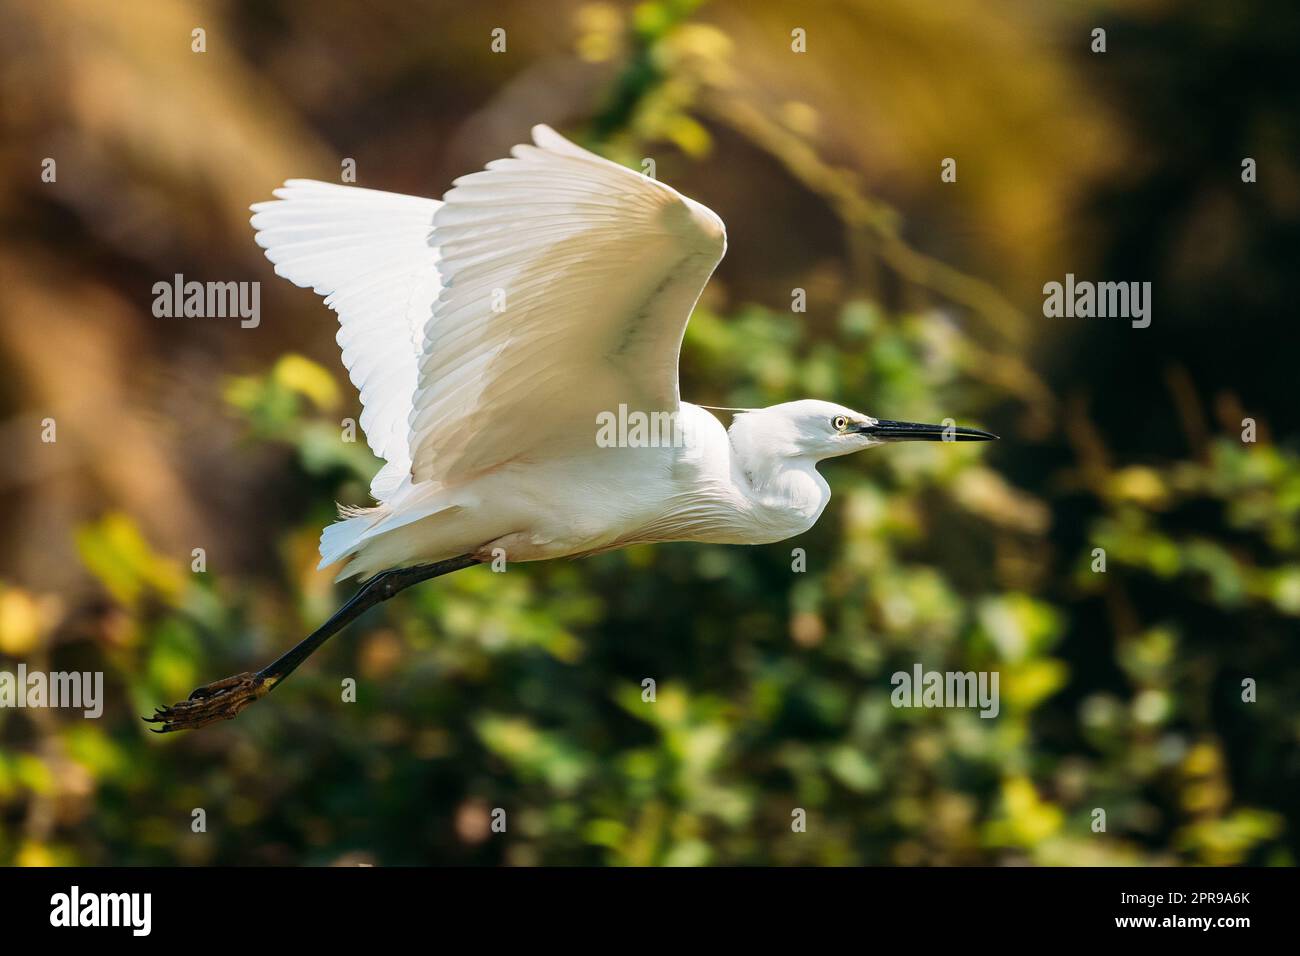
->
[[859, 419, 999, 442]]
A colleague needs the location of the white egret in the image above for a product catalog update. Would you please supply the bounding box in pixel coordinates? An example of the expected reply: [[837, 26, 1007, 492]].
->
[[148, 125, 995, 732]]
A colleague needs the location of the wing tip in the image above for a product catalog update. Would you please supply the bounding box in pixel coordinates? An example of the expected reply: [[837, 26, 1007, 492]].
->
[[529, 123, 601, 163]]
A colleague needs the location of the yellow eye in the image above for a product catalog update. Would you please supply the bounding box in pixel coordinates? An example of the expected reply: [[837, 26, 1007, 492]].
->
[[833, 416, 848, 431]]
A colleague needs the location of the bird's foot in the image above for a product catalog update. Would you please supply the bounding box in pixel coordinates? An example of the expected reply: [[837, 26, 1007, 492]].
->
[[144, 671, 271, 733]]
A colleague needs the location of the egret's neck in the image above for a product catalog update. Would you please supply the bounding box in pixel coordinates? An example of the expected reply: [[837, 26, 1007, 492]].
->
[[745, 456, 828, 514], [727, 416, 831, 524]]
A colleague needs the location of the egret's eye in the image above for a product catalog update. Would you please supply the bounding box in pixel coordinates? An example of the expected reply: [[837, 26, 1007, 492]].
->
[[832, 416, 848, 431]]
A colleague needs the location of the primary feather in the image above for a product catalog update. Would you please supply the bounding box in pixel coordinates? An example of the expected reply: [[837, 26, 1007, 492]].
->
[[249, 180, 441, 501]]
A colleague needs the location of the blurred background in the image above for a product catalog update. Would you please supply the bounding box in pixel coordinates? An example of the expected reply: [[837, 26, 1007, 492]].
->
[[0, 0, 1297, 865]]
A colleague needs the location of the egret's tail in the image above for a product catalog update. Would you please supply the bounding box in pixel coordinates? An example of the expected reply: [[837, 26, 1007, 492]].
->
[[319, 500, 468, 582], [318, 511, 376, 575]]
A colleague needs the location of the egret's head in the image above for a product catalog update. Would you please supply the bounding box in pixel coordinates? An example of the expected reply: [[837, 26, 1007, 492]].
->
[[730, 399, 997, 464]]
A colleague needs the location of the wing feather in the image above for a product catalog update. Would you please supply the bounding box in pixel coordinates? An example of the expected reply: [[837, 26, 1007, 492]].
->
[[407, 125, 726, 486], [249, 180, 441, 500]]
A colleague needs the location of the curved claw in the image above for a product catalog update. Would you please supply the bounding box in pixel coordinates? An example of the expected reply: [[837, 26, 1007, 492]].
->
[[143, 672, 270, 733]]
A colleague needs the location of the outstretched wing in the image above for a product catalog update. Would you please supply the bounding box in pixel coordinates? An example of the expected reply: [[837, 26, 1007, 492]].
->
[[406, 125, 727, 486], [249, 180, 441, 500]]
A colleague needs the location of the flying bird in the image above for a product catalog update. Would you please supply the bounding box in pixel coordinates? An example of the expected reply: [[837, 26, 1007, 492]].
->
[[148, 125, 996, 732]]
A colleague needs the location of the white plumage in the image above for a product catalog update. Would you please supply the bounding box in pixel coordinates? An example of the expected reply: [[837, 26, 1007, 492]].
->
[[250, 125, 994, 582], [146, 124, 997, 731]]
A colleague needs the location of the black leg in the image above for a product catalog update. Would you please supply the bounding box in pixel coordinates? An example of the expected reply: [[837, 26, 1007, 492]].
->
[[144, 554, 481, 733]]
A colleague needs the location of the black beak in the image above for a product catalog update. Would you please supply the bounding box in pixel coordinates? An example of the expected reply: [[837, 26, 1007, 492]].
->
[[857, 419, 999, 442]]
